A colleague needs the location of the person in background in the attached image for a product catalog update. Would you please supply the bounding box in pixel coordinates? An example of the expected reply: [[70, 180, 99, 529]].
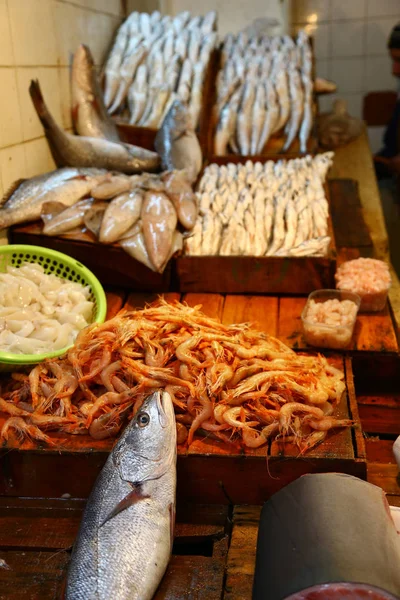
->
[[374, 23, 400, 277], [374, 23, 400, 182]]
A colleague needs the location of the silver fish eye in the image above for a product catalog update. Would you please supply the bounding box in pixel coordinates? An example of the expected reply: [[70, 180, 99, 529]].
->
[[137, 412, 150, 427]]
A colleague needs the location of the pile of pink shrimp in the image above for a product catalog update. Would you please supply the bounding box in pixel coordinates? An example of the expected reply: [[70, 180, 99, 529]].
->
[[0, 298, 352, 453]]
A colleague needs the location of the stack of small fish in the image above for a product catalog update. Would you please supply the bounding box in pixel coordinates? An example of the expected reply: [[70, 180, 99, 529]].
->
[[0, 168, 198, 274], [187, 152, 333, 257], [103, 10, 218, 129], [214, 30, 313, 155]]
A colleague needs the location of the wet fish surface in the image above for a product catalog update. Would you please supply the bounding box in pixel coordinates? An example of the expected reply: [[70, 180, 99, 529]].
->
[[30, 80, 161, 174], [155, 99, 202, 183], [0, 168, 106, 229], [65, 390, 177, 600], [72, 44, 120, 142]]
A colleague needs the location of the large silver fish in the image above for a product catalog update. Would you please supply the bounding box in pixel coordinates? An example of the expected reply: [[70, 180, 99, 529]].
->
[[29, 80, 160, 174], [71, 45, 120, 142], [0, 167, 106, 229], [155, 99, 202, 183], [66, 390, 177, 600]]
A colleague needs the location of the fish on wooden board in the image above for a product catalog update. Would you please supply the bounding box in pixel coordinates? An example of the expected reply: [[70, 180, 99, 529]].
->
[[71, 44, 120, 142], [0, 168, 106, 229], [65, 390, 176, 600], [155, 99, 202, 183], [29, 80, 160, 174]]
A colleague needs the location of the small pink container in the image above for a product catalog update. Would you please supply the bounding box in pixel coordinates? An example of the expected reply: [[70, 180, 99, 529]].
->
[[301, 289, 361, 350], [335, 258, 391, 312]]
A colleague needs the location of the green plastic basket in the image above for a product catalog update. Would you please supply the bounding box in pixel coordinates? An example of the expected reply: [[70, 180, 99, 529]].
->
[[0, 245, 107, 371]]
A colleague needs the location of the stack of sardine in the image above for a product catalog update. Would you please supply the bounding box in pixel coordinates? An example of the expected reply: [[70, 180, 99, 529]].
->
[[214, 30, 313, 155], [186, 153, 333, 257], [0, 168, 198, 274], [103, 10, 218, 129]]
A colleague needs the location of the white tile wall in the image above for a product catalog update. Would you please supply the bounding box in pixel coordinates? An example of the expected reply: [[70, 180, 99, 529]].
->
[[291, 0, 400, 121], [367, 0, 400, 18], [0, 0, 125, 203], [331, 0, 367, 21]]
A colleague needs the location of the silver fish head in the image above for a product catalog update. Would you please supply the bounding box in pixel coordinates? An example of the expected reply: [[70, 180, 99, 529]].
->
[[113, 390, 176, 484]]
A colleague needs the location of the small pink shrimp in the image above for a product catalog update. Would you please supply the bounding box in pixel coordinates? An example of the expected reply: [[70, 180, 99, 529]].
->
[[222, 407, 259, 429], [242, 423, 280, 448], [306, 417, 354, 432], [85, 388, 137, 427], [1, 417, 55, 446], [187, 390, 214, 445], [100, 361, 122, 392], [279, 403, 324, 435], [80, 347, 112, 383], [299, 431, 327, 453]]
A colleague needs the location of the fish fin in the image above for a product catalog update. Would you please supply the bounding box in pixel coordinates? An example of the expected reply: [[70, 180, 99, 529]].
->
[[1, 179, 27, 207], [100, 485, 150, 527], [29, 80, 49, 126]]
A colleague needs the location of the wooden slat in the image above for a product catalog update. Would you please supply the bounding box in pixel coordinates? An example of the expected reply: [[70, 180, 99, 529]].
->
[[278, 297, 398, 353], [270, 357, 354, 460], [155, 555, 225, 600], [358, 394, 400, 435], [123, 292, 181, 312], [182, 293, 224, 320], [344, 356, 367, 459], [277, 297, 306, 348], [222, 295, 278, 336], [224, 506, 261, 600], [329, 179, 373, 249], [0, 507, 227, 551], [367, 463, 400, 495], [105, 288, 126, 320], [0, 550, 68, 600], [355, 304, 398, 352], [365, 438, 397, 464]]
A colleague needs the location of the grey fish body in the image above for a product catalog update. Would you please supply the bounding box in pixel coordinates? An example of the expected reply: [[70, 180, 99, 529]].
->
[[155, 99, 202, 183], [30, 80, 160, 174], [66, 390, 177, 600], [72, 44, 120, 142], [0, 169, 105, 229]]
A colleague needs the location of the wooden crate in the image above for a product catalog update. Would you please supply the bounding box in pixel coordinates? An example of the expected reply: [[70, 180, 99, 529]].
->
[[207, 41, 319, 159], [0, 498, 229, 600], [176, 168, 337, 294], [114, 49, 219, 158], [9, 224, 174, 292], [0, 292, 366, 505]]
